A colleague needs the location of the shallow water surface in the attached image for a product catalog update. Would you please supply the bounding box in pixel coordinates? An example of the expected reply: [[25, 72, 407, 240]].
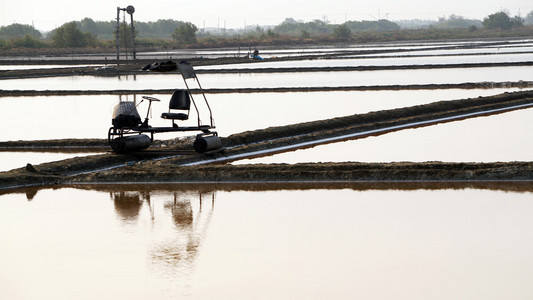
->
[[1, 186, 532, 299], [0, 89, 520, 142], [235, 107, 533, 164], [0, 151, 104, 172], [2, 65, 532, 91], [200, 52, 533, 70]]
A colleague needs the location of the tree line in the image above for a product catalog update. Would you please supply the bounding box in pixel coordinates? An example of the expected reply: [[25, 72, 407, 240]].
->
[[1, 11, 532, 49]]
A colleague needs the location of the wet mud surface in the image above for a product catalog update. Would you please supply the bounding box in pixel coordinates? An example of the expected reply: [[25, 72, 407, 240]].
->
[[2, 90, 533, 190], [71, 161, 533, 183], [3, 160, 533, 192], [0, 139, 109, 151]]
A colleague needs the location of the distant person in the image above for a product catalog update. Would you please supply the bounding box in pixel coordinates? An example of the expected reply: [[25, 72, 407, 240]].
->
[[252, 48, 263, 60]]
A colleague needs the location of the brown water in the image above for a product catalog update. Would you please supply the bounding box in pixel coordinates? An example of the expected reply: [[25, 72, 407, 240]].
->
[[1, 185, 533, 299]]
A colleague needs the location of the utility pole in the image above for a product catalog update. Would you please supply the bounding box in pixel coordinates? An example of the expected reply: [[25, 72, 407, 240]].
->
[[115, 5, 136, 64], [115, 7, 120, 65]]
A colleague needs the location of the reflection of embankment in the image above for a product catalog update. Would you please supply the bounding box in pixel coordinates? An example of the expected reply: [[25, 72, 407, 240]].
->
[[7, 181, 533, 202], [2, 90, 533, 190], [70, 181, 533, 194]]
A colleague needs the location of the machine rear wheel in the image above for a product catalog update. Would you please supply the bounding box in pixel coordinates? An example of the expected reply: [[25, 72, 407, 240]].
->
[[193, 134, 222, 153], [110, 134, 152, 153]]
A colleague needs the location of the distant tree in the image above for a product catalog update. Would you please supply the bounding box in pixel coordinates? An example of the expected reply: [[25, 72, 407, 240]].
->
[[307, 19, 329, 34], [435, 15, 482, 29], [525, 11, 533, 25], [275, 19, 303, 35], [483, 12, 523, 30], [511, 15, 525, 27], [344, 19, 400, 32], [51, 22, 96, 47], [266, 29, 277, 38], [0, 23, 42, 39], [468, 25, 478, 32], [333, 24, 351, 38], [172, 22, 198, 44], [10, 34, 46, 48], [78, 18, 98, 34], [138, 19, 186, 38], [283, 18, 298, 24], [116, 22, 137, 48], [77, 18, 115, 37]]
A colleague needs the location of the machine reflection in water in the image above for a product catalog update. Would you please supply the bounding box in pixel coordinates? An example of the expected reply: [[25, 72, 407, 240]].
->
[[110, 189, 215, 276]]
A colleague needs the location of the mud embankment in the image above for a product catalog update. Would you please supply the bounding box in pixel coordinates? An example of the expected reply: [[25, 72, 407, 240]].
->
[[70, 162, 533, 184], [2, 81, 533, 97], [0, 139, 109, 152], [0, 138, 190, 152]]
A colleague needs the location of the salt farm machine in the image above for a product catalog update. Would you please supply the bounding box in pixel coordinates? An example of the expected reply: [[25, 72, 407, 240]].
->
[[108, 61, 222, 153]]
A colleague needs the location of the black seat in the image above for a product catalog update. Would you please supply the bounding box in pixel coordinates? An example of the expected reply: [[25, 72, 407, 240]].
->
[[161, 90, 191, 125]]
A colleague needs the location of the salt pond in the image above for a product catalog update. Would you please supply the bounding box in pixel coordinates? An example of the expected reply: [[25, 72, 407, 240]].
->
[[1, 185, 532, 299], [2, 40, 533, 300]]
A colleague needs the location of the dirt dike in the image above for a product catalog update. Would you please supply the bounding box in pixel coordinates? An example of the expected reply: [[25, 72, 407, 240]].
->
[[69, 162, 533, 184], [0, 138, 109, 151], [2, 90, 533, 191], [0, 138, 190, 151], [3, 81, 533, 98]]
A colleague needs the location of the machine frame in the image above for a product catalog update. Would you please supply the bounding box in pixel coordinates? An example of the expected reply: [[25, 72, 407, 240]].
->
[[108, 61, 221, 153]]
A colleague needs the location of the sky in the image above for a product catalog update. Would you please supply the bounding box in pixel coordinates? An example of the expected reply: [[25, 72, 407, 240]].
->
[[1, 0, 532, 31]]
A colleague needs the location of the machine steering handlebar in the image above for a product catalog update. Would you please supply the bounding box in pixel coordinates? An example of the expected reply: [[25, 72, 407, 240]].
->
[[142, 96, 161, 102]]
